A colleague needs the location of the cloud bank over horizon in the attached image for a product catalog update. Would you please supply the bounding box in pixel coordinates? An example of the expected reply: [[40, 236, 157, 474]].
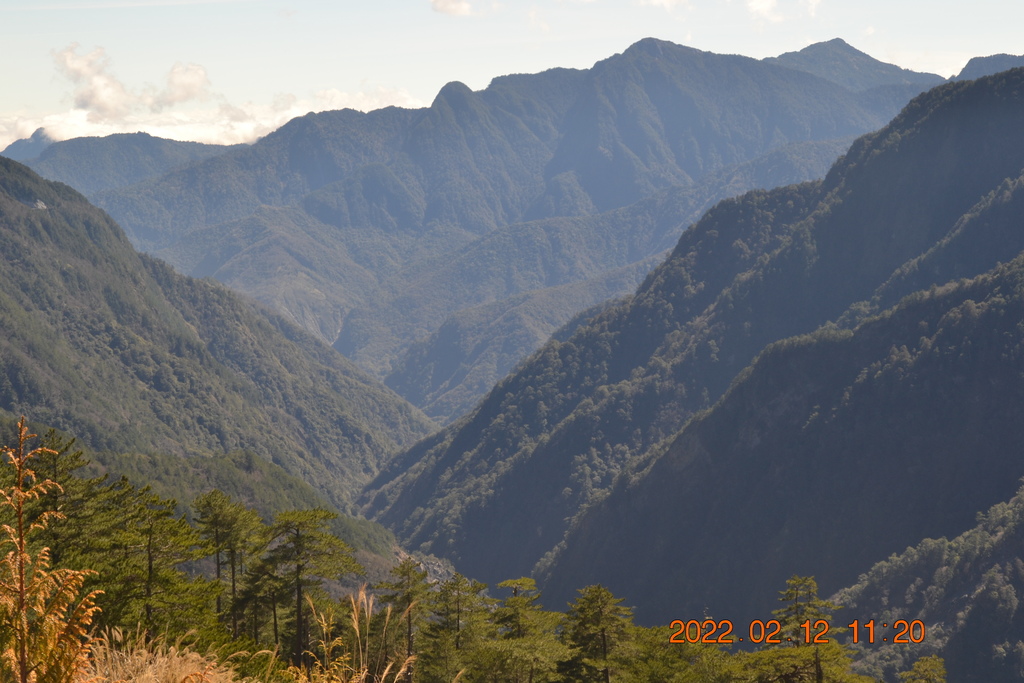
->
[[0, 43, 425, 152]]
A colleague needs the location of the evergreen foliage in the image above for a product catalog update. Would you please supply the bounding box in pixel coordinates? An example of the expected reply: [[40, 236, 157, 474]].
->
[[18, 131, 238, 196], [266, 508, 364, 665], [837, 483, 1024, 682], [559, 585, 633, 683], [0, 430, 945, 683]]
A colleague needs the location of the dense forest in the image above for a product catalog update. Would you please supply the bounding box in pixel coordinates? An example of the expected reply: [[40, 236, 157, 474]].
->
[[0, 155, 432, 514], [1, 417, 946, 681]]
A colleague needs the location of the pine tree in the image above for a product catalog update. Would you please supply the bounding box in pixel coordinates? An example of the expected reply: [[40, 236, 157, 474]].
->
[[418, 572, 493, 682], [375, 557, 432, 681], [559, 585, 633, 683], [899, 655, 946, 683], [484, 577, 566, 683], [265, 508, 363, 666], [772, 575, 841, 646], [193, 488, 264, 636], [731, 576, 869, 683]]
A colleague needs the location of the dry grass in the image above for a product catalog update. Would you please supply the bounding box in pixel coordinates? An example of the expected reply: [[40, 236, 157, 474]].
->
[[82, 628, 269, 683], [284, 588, 412, 683]]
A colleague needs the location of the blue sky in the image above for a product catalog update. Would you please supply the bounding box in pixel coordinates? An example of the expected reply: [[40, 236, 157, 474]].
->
[[1, 0, 1020, 149]]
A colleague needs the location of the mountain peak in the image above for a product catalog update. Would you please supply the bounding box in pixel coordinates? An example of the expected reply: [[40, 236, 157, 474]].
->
[[431, 80, 475, 108], [1, 127, 55, 162], [620, 36, 703, 60], [765, 38, 944, 92], [954, 54, 1024, 81]]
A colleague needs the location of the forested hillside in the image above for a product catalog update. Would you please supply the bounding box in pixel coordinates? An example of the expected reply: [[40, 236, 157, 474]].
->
[[0, 157, 432, 512], [544, 254, 1024, 625], [838, 484, 1024, 682], [378, 136, 853, 420], [364, 68, 1024, 609], [12, 131, 239, 195]]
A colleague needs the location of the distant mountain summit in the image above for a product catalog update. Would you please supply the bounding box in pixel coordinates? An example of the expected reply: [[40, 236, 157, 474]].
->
[[954, 53, 1024, 80], [15, 132, 240, 196], [1, 128, 54, 162], [765, 37, 945, 91]]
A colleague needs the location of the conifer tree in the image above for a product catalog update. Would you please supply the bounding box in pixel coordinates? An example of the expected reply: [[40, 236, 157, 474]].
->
[[486, 578, 566, 683], [899, 655, 946, 683], [559, 585, 633, 683], [772, 575, 841, 646], [193, 488, 264, 635], [732, 576, 869, 683], [265, 508, 363, 666], [375, 557, 432, 681]]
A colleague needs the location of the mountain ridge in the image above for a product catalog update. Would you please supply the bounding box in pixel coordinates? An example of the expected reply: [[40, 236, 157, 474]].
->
[[363, 68, 1024, 598]]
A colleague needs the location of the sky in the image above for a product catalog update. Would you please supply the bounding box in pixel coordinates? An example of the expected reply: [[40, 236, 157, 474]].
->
[[1, 0, 1021, 151]]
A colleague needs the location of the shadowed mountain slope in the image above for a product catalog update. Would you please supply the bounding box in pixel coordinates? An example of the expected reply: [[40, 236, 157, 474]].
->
[[838, 482, 1024, 683], [363, 69, 1024, 595], [543, 254, 1024, 626]]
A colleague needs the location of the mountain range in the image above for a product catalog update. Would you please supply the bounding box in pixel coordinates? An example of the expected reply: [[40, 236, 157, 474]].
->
[[364, 66, 1024, 641], [4, 37, 1024, 679], [6, 38, 950, 423]]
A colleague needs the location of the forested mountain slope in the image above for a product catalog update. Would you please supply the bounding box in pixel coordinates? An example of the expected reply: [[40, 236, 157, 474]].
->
[[0, 157, 432, 512], [543, 253, 1024, 626], [83, 39, 927, 419], [955, 53, 1024, 81], [364, 69, 1024, 594], [837, 483, 1024, 682], [377, 136, 853, 420], [14, 131, 239, 196], [99, 39, 902, 252]]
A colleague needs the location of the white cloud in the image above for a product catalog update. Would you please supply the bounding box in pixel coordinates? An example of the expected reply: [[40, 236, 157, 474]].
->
[[637, 0, 689, 9], [52, 44, 213, 121], [53, 44, 134, 121], [747, 0, 782, 22], [148, 62, 213, 111], [431, 0, 472, 15], [804, 0, 820, 16], [528, 7, 550, 32], [0, 47, 426, 151]]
